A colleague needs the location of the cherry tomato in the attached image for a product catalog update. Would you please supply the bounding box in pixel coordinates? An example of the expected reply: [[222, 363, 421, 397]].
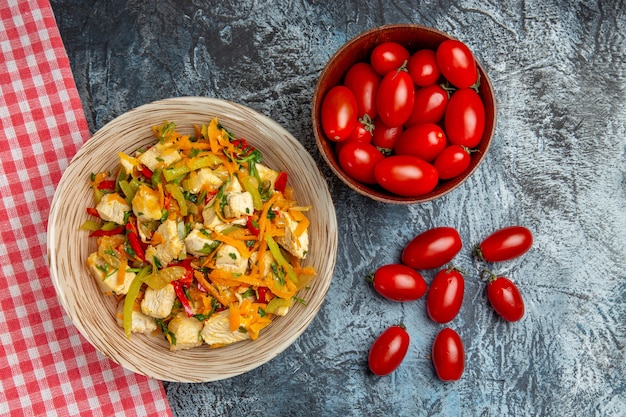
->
[[407, 49, 440, 86], [371, 118, 403, 151], [406, 84, 449, 126], [338, 141, 385, 184], [426, 267, 465, 323], [432, 327, 464, 381], [436, 39, 478, 88], [474, 226, 533, 262], [369, 264, 427, 302], [394, 123, 447, 162], [334, 120, 373, 155], [483, 270, 525, 322], [374, 155, 438, 197], [370, 42, 410, 76], [321, 86, 358, 141], [444, 88, 485, 148], [376, 70, 415, 127], [343, 62, 381, 119], [368, 325, 410, 376], [401, 227, 462, 270], [434, 145, 472, 180]]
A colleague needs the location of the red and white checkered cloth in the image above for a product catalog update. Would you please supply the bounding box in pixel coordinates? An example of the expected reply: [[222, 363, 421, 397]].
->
[[0, 1, 172, 416]]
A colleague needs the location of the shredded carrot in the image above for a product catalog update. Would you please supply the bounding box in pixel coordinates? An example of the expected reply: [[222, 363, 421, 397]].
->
[[117, 259, 127, 286], [258, 192, 281, 242], [229, 302, 240, 332], [211, 231, 250, 258], [194, 271, 230, 306]]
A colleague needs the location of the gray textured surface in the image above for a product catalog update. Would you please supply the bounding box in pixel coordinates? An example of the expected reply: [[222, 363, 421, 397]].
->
[[51, 1, 625, 416]]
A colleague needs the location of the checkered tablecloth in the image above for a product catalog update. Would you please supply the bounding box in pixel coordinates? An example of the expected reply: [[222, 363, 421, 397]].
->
[[0, 1, 172, 416]]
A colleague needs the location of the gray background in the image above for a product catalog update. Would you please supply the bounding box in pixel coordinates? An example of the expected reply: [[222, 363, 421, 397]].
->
[[51, 1, 625, 416]]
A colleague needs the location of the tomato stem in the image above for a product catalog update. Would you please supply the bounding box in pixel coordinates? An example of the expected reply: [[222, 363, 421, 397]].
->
[[472, 244, 486, 262], [480, 269, 498, 283]]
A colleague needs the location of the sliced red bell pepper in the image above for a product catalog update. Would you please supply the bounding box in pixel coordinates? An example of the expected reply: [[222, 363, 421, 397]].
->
[[274, 171, 288, 193], [86, 207, 100, 218], [125, 221, 146, 262], [89, 226, 124, 237], [172, 281, 194, 317], [246, 217, 260, 236], [256, 286, 269, 303], [171, 258, 193, 286], [140, 165, 153, 180], [97, 180, 116, 191]]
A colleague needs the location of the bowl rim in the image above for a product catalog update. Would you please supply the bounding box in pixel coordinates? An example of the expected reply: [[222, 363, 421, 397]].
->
[[47, 96, 338, 382], [312, 23, 497, 204]]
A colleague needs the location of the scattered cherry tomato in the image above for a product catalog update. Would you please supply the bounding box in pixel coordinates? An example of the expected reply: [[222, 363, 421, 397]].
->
[[376, 70, 415, 128], [393, 123, 447, 162], [401, 227, 462, 270], [371, 118, 403, 151], [343, 62, 381, 119], [374, 155, 438, 197], [368, 325, 410, 376], [405, 84, 449, 126], [482, 270, 525, 322], [338, 141, 385, 184], [407, 49, 440, 86], [444, 88, 485, 148], [432, 327, 465, 381], [426, 267, 465, 323], [370, 42, 410, 76], [436, 39, 478, 88], [434, 145, 472, 180], [368, 264, 427, 302], [321, 85, 358, 141], [474, 226, 533, 262]]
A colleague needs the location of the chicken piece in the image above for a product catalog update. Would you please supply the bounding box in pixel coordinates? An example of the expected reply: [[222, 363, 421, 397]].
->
[[225, 191, 254, 218], [132, 184, 162, 222], [115, 301, 157, 334], [146, 219, 184, 265], [86, 252, 135, 295], [167, 314, 204, 351], [256, 163, 279, 188], [184, 168, 224, 194], [202, 203, 225, 231], [140, 283, 176, 319], [214, 244, 248, 275], [276, 211, 309, 259], [184, 227, 217, 256], [137, 143, 181, 172], [201, 310, 250, 347], [95, 193, 130, 225]]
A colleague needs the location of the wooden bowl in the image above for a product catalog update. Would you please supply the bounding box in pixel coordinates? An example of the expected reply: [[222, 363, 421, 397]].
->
[[312, 24, 496, 204], [47, 97, 338, 382]]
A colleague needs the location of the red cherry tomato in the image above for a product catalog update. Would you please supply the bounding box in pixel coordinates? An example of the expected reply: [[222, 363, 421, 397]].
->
[[407, 49, 440, 86], [483, 271, 525, 322], [406, 84, 449, 126], [369, 264, 427, 302], [370, 42, 410, 76], [434, 145, 472, 180], [368, 325, 410, 376], [343, 62, 381, 119], [371, 118, 403, 151], [335, 118, 374, 155], [374, 155, 438, 197], [321, 86, 358, 142], [444, 88, 485, 148], [394, 123, 447, 162], [436, 39, 478, 88], [401, 227, 462, 270], [376, 70, 415, 127], [474, 226, 533, 262], [338, 141, 385, 184], [432, 327, 465, 381], [426, 267, 465, 323]]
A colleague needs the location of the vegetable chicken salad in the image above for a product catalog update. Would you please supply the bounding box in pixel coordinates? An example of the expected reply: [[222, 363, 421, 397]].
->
[[83, 118, 316, 351]]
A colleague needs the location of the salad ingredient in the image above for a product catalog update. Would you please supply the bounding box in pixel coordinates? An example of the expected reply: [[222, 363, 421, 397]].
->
[[432, 327, 465, 381], [482, 270, 525, 322], [474, 226, 533, 262], [368, 264, 427, 302], [368, 325, 410, 376], [374, 155, 438, 197], [426, 266, 465, 323], [401, 227, 462, 269], [321, 86, 358, 141]]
